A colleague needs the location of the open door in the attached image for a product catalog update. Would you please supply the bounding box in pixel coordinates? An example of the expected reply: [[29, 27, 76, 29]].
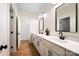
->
[[10, 4, 21, 53], [10, 4, 17, 54]]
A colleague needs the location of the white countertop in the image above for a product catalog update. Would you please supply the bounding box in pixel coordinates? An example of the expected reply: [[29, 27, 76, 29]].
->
[[32, 33, 79, 54]]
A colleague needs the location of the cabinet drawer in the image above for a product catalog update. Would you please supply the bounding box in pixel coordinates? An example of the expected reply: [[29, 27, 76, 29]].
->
[[50, 43, 65, 56], [43, 45, 48, 56], [38, 37, 42, 41], [42, 39, 51, 48]]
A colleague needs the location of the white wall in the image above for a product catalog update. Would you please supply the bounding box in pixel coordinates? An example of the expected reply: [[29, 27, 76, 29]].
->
[[44, 3, 79, 42], [30, 19, 39, 34], [0, 3, 10, 56], [20, 16, 39, 40]]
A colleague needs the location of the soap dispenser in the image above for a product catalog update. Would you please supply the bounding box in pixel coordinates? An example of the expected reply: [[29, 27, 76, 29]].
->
[[45, 28, 49, 35]]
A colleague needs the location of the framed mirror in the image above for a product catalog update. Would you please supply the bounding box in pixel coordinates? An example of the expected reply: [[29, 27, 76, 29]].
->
[[55, 3, 77, 32], [39, 17, 44, 34]]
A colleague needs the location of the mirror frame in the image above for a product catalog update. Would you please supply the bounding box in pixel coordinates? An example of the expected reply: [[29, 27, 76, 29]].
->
[[55, 3, 78, 32], [39, 17, 44, 34]]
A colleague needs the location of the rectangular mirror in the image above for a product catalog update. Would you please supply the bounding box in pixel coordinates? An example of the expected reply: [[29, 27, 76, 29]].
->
[[55, 3, 77, 32]]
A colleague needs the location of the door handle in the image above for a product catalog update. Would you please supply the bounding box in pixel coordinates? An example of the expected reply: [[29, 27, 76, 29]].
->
[[0, 45, 7, 50]]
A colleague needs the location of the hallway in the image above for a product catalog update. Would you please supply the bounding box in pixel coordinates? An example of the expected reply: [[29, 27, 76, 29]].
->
[[10, 40, 40, 56]]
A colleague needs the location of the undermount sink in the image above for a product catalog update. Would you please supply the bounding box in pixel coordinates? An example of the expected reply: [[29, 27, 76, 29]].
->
[[54, 38, 68, 43], [47, 36, 68, 43]]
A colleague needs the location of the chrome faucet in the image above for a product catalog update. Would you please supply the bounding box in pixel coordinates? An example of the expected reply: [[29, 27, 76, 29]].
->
[[59, 32, 65, 40]]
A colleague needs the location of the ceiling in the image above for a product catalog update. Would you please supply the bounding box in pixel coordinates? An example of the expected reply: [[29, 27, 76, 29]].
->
[[15, 3, 56, 18], [16, 3, 45, 14]]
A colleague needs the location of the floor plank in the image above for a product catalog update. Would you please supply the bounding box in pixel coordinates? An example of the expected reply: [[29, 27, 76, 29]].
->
[[10, 40, 40, 56]]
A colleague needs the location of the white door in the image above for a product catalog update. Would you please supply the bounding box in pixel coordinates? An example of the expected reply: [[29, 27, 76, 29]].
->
[[10, 8, 13, 53], [0, 3, 10, 56]]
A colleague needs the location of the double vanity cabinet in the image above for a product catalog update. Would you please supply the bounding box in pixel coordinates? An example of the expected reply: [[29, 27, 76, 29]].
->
[[31, 33, 79, 56]]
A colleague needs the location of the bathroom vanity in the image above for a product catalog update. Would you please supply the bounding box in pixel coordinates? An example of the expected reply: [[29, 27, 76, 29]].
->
[[31, 33, 79, 56]]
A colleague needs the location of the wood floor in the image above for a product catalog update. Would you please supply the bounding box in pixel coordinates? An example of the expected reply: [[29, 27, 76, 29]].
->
[[10, 40, 40, 56]]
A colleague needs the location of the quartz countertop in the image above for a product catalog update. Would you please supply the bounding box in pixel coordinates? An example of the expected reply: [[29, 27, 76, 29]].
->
[[32, 33, 79, 54]]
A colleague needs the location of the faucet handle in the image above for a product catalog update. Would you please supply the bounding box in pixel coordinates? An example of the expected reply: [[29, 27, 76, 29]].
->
[[59, 32, 60, 34], [59, 32, 62, 34]]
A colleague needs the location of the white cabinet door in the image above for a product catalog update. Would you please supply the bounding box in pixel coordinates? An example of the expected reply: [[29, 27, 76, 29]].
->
[[31, 34, 36, 43], [32, 36, 37, 48], [42, 38, 51, 49], [32, 35, 39, 52], [43, 44, 48, 56], [38, 38, 50, 56], [35, 37, 39, 50], [39, 41, 44, 56], [50, 43, 65, 56], [32, 38, 35, 45], [38, 40, 47, 56]]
